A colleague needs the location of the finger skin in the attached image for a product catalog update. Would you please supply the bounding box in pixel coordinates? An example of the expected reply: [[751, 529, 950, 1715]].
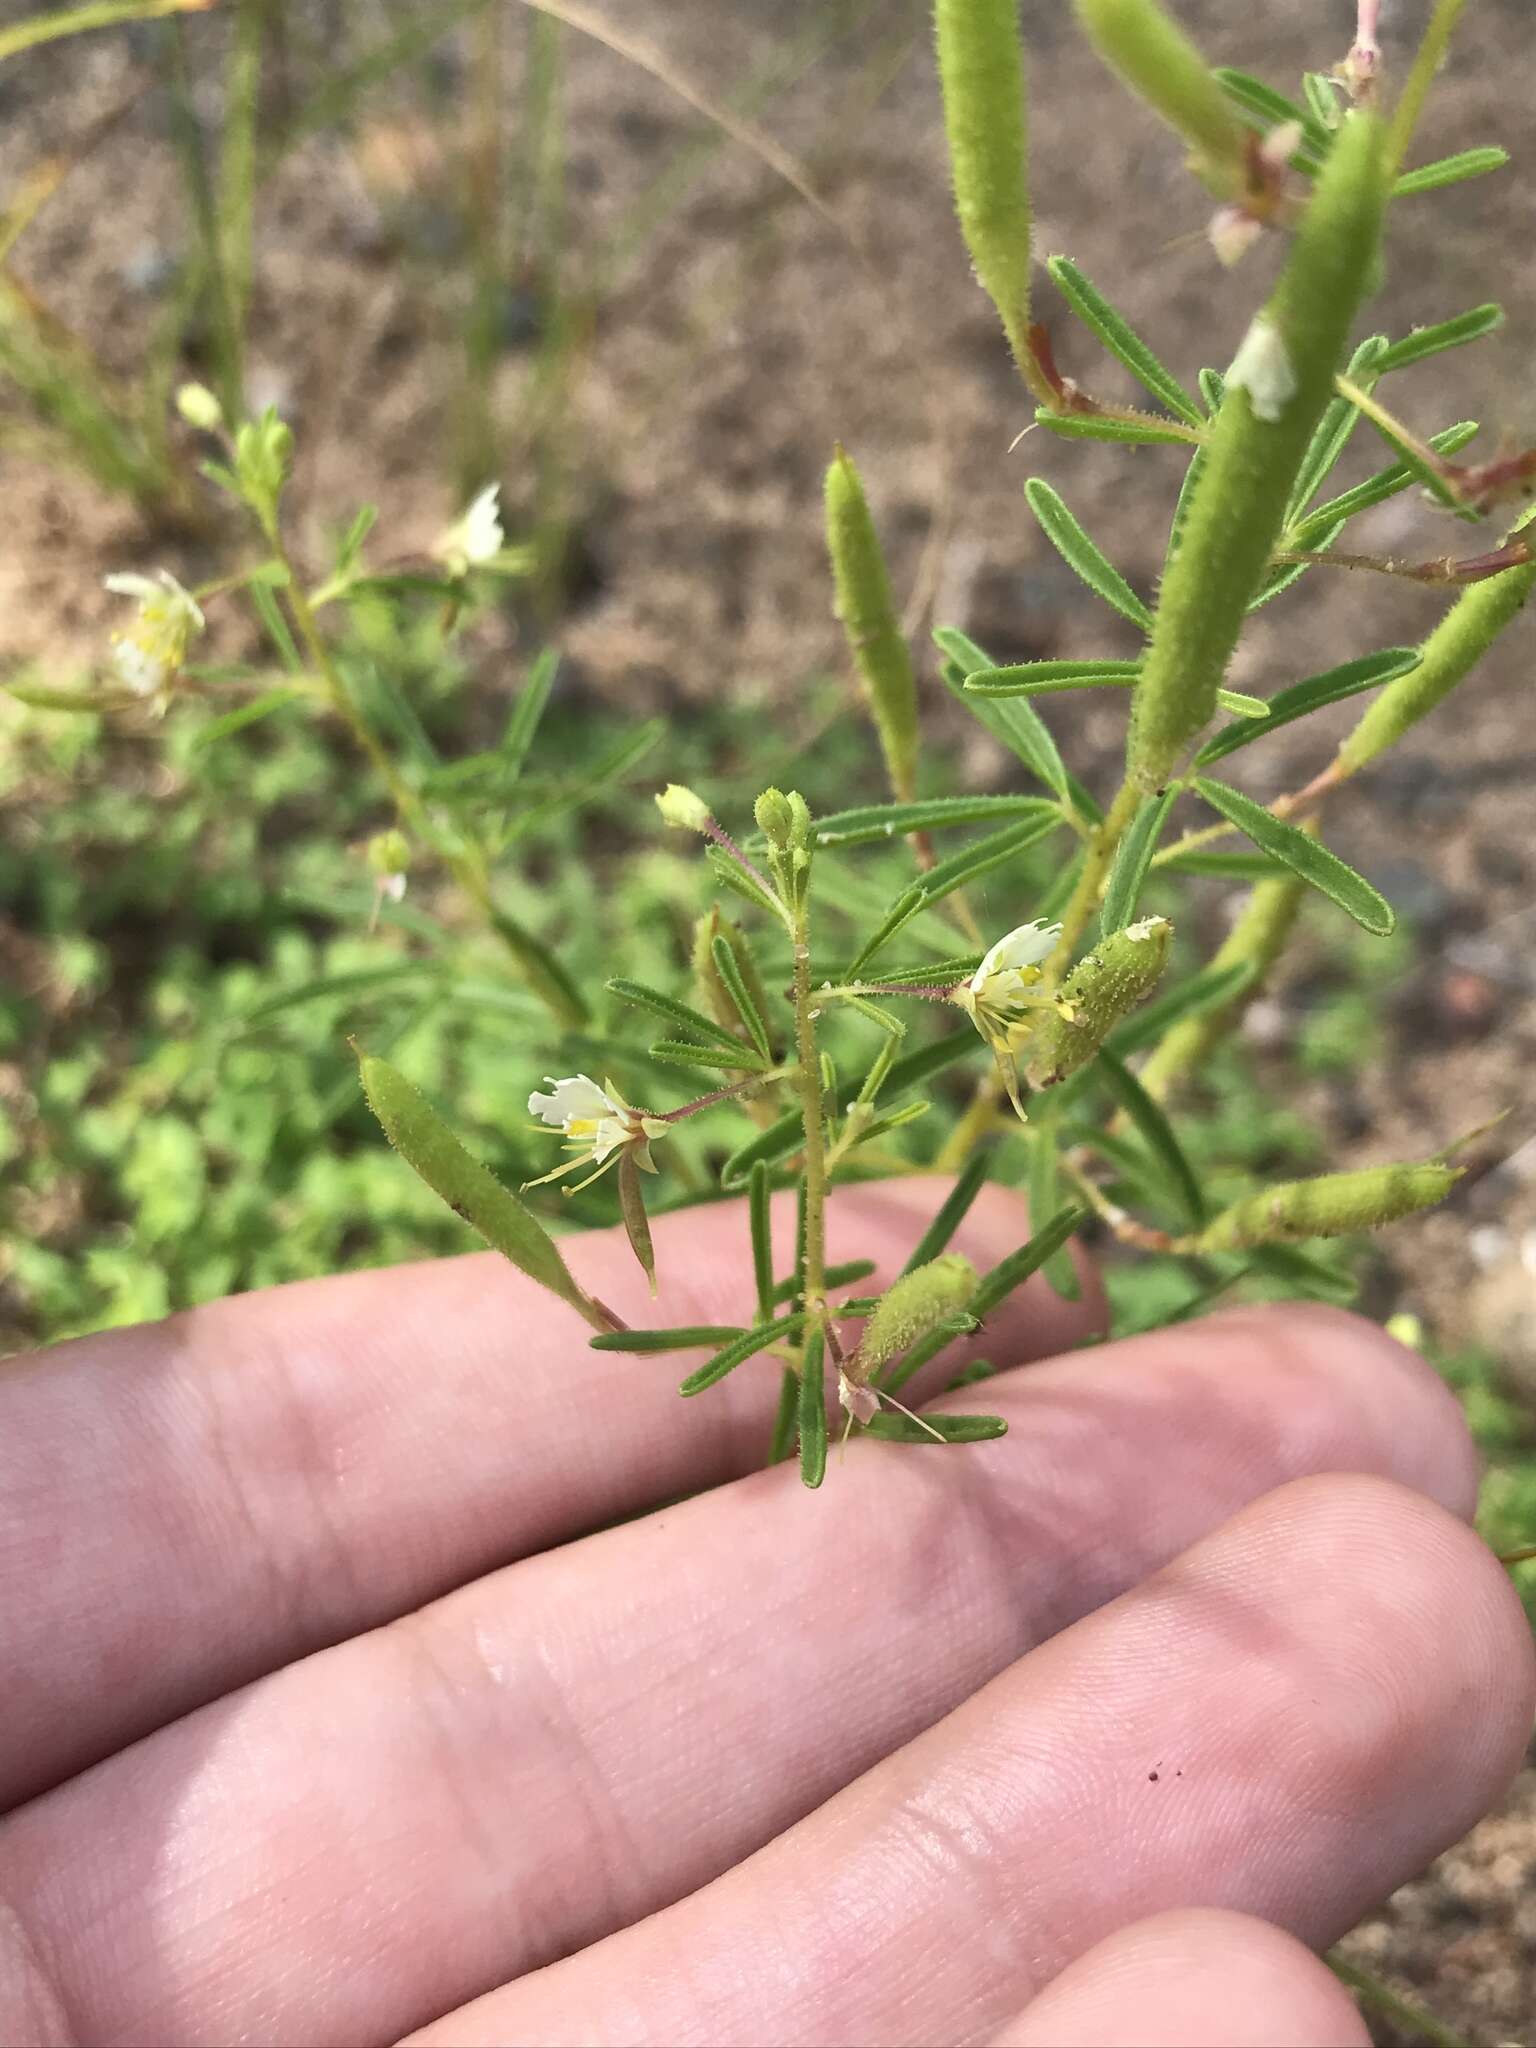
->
[[0, 1311, 1492, 2048], [992, 1909, 1371, 2047], [0, 1178, 1097, 1809], [419, 1477, 1534, 2048]]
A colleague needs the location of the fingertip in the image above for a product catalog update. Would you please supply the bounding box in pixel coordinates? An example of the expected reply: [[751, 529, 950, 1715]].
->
[[993, 1908, 1370, 2047]]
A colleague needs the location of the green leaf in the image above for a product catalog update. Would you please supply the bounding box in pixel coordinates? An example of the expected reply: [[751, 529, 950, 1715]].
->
[[249, 579, 303, 673], [707, 843, 784, 923], [1192, 778, 1396, 935], [1027, 1111, 1079, 1300], [1046, 257, 1204, 425], [721, 1031, 975, 1187], [1285, 421, 1479, 551], [358, 1053, 615, 1331], [1288, 334, 1388, 517], [967, 1203, 1085, 1319], [1373, 303, 1504, 375], [858, 954, 982, 989], [1353, 399, 1468, 516], [1023, 479, 1154, 632], [935, 627, 1070, 802], [1213, 67, 1330, 161], [1394, 146, 1509, 197], [647, 1039, 769, 1075], [750, 1160, 774, 1320], [496, 649, 558, 785], [1248, 1242, 1358, 1305], [607, 977, 747, 1052], [1158, 849, 1285, 881], [1195, 649, 1421, 766], [770, 1257, 877, 1308], [798, 1329, 828, 1488], [810, 794, 1058, 845], [590, 1324, 745, 1353], [1215, 690, 1268, 718], [861, 1412, 1008, 1444], [712, 933, 771, 1059], [239, 962, 435, 1027], [680, 1315, 804, 1396], [847, 813, 1062, 974], [1197, 367, 1225, 414], [488, 908, 589, 1028], [1095, 1046, 1206, 1228], [1034, 412, 1200, 448], [965, 659, 1141, 696], [190, 687, 302, 749], [1100, 788, 1176, 936], [0, 0, 215, 65], [899, 1150, 994, 1274]]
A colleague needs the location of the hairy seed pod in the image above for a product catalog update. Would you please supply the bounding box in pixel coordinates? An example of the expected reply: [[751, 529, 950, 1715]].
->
[[934, 0, 1035, 377], [1336, 556, 1536, 776], [853, 1253, 978, 1379], [1074, 0, 1249, 196], [1128, 112, 1387, 791], [1195, 1161, 1462, 1252], [1025, 915, 1172, 1087], [825, 446, 920, 802]]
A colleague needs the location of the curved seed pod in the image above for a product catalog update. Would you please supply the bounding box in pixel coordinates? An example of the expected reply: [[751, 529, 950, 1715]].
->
[[852, 1252, 978, 1379], [1073, 0, 1249, 197], [1127, 112, 1388, 791], [934, 0, 1038, 387], [1025, 915, 1173, 1087], [1335, 556, 1536, 775], [826, 446, 920, 801], [1195, 1161, 1462, 1252]]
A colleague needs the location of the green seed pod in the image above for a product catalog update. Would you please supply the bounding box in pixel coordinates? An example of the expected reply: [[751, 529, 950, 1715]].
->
[[933, 0, 1037, 384], [1073, 0, 1249, 196], [825, 446, 920, 802], [754, 787, 795, 846], [853, 1252, 978, 1378], [1336, 556, 1536, 776], [1128, 112, 1387, 791], [1139, 871, 1304, 1100], [1195, 1160, 1462, 1253], [1025, 915, 1172, 1087]]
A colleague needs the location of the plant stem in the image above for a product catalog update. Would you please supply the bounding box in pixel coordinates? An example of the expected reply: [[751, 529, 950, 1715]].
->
[[1386, 0, 1470, 175], [789, 896, 829, 1338], [1326, 1952, 1469, 2048], [1049, 777, 1142, 972]]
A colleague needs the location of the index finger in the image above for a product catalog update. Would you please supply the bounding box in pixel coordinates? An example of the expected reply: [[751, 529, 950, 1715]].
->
[[0, 1177, 1099, 1808]]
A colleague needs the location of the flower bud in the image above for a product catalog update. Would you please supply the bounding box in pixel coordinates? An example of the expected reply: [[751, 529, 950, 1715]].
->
[[1195, 1160, 1462, 1253], [852, 1253, 978, 1378], [1026, 915, 1172, 1087], [367, 828, 411, 878], [656, 783, 713, 833], [754, 787, 795, 847], [176, 382, 224, 431]]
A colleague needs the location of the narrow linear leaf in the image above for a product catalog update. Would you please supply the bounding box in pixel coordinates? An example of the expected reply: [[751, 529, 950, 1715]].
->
[[1215, 690, 1269, 718], [771, 1257, 877, 1309], [1024, 478, 1154, 632], [1249, 1242, 1359, 1305], [1095, 1047, 1206, 1228], [1100, 788, 1176, 936], [0, 0, 213, 64], [1197, 367, 1225, 414], [711, 934, 772, 1060], [1035, 412, 1200, 448], [1288, 334, 1388, 518], [798, 1329, 828, 1488], [607, 977, 747, 1052], [721, 1032, 975, 1188], [647, 1038, 769, 1075], [768, 1365, 800, 1465], [857, 954, 982, 989], [1193, 778, 1396, 935], [1247, 519, 1348, 611], [1027, 1113, 1080, 1300], [862, 1412, 1008, 1445], [1158, 849, 1286, 881], [848, 812, 1061, 974], [811, 794, 1055, 846], [1374, 303, 1504, 375], [966, 659, 1141, 696], [968, 1204, 1085, 1319], [1212, 67, 1330, 161], [1286, 421, 1480, 551], [496, 649, 558, 785], [935, 626, 1070, 801], [489, 909, 589, 1028], [750, 1161, 774, 1320], [590, 1324, 745, 1353], [1195, 648, 1421, 766], [191, 688, 301, 749], [680, 1314, 804, 1396], [900, 1151, 994, 1274], [358, 1053, 613, 1329], [1393, 146, 1509, 197], [706, 843, 784, 922], [617, 1151, 656, 1293], [249, 579, 304, 673], [240, 962, 435, 1026], [1046, 256, 1204, 425]]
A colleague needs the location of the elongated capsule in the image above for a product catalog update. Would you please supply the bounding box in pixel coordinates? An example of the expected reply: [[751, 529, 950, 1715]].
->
[[852, 1253, 978, 1379], [1073, 0, 1249, 197], [1195, 1160, 1462, 1252], [1026, 915, 1172, 1087], [825, 447, 920, 802]]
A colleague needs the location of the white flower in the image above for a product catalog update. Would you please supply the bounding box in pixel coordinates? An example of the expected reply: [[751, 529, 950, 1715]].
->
[[526, 1074, 671, 1192], [953, 918, 1062, 1121], [966, 919, 1060, 1004], [103, 570, 205, 700], [436, 483, 504, 576]]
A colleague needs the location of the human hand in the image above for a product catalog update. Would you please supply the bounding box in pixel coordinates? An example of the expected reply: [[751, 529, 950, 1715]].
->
[[2, 1180, 1530, 2047]]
